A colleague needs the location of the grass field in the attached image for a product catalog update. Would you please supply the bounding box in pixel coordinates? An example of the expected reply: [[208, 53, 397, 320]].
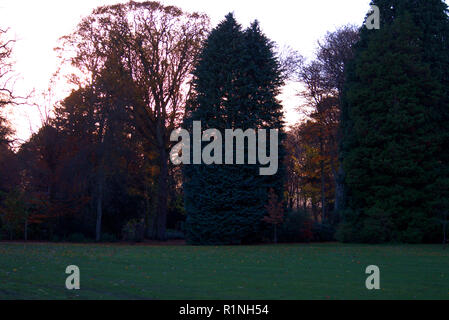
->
[[0, 242, 448, 300]]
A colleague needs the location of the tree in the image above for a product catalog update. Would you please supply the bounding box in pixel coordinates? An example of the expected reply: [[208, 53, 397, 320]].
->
[[0, 28, 16, 109], [293, 26, 358, 223], [339, 0, 449, 243], [18, 124, 80, 239], [183, 14, 285, 245], [0, 27, 22, 239], [58, 1, 209, 240], [0, 189, 27, 240], [51, 83, 148, 241], [315, 26, 359, 219], [263, 189, 284, 243], [0, 27, 15, 154], [0, 27, 29, 147], [286, 116, 337, 223], [316, 25, 360, 94]]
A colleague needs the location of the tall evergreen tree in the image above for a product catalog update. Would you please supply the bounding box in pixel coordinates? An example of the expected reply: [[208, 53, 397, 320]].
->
[[183, 14, 285, 245], [339, 0, 449, 243]]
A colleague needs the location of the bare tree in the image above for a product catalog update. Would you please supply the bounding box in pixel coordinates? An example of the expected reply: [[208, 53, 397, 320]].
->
[[0, 28, 16, 108], [316, 25, 360, 93], [0, 28, 16, 146], [0, 27, 33, 148]]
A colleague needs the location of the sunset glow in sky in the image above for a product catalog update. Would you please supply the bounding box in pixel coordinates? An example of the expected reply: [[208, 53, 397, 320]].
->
[[1, 0, 377, 142]]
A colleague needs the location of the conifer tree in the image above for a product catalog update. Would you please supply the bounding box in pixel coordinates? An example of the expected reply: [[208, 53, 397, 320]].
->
[[183, 14, 285, 245], [339, 0, 449, 243]]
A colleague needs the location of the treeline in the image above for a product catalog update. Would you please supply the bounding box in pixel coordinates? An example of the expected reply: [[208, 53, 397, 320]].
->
[[0, 0, 448, 244], [0, 2, 209, 242]]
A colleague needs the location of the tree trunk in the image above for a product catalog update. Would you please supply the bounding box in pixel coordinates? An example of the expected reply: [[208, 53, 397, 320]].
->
[[320, 131, 326, 223], [303, 197, 307, 213], [296, 183, 300, 209], [273, 224, 278, 244], [312, 201, 318, 222], [155, 146, 168, 241], [334, 164, 346, 223], [320, 163, 326, 222], [444, 219, 447, 248], [144, 182, 152, 238], [95, 178, 103, 242], [24, 218, 28, 241]]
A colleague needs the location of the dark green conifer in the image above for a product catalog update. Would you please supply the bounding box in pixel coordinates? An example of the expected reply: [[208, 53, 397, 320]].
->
[[339, 0, 449, 243], [183, 14, 285, 244]]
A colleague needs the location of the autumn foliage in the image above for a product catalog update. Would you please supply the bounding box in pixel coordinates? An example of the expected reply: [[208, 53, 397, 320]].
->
[[263, 189, 284, 243]]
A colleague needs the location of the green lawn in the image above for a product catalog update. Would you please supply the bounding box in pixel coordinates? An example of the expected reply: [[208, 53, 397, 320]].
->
[[0, 242, 447, 300]]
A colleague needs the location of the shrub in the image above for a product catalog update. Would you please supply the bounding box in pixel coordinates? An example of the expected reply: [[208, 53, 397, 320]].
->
[[278, 210, 310, 242], [400, 226, 424, 244], [101, 233, 118, 243], [358, 208, 394, 243], [335, 208, 362, 243], [122, 219, 145, 242], [335, 222, 357, 243], [312, 223, 335, 242], [67, 233, 88, 243], [166, 229, 185, 240], [300, 220, 314, 242]]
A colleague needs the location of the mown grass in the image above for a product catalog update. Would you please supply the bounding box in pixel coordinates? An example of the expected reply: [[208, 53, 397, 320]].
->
[[0, 242, 447, 300]]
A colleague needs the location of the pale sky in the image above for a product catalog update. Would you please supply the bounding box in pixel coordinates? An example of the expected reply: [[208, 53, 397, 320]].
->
[[0, 0, 375, 143]]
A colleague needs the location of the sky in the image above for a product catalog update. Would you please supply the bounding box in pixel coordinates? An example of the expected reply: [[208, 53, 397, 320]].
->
[[0, 0, 375, 143]]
